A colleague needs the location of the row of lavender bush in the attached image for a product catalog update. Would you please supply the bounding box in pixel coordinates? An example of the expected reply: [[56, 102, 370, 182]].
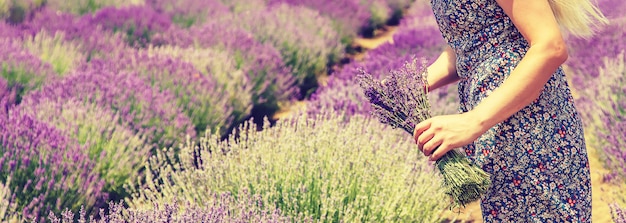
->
[[0, 0, 441, 221], [1, 0, 624, 222]]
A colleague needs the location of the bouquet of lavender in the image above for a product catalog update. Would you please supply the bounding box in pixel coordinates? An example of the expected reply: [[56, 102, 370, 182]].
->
[[357, 58, 491, 207]]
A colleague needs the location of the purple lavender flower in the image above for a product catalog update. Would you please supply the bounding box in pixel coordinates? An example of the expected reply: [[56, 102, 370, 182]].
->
[[266, 0, 371, 39], [219, 3, 344, 94], [77, 48, 234, 136], [44, 0, 145, 15], [597, 0, 626, 19], [15, 7, 128, 65], [146, 0, 229, 27], [357, 58, 490, 207], [0, 21, 21, 39], [352, 27, 445, 78], [611, 201, 626, 223], [567, 19, 625, 86], [0, 78, 16, 116], [49, 189, 299, 222], [397, 1, 440, 31], [0, 38, 57, 105], [85, 5, 172, 47], [1, 109, 105, 222], [153, 22, 298, 114], [0, 0, 44, 24], [307, 77, 374, 119], [573, 53, 625, 182], [357, 58, 431, 133], [16, 97, 152, 199], [23, 69, 195, 149]]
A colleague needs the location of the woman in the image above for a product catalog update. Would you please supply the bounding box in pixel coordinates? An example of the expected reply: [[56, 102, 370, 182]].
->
[[412, 0, 608, 221]]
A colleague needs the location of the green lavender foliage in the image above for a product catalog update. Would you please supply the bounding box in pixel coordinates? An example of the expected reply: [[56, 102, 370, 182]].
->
[[367, 0, 392, 30], [146, 45, 253, 125], [0, 0, 45, 23], [0, 180, 19, 222], [50, 189, 298, 222], [0, 38, 56, 105], [436, 150, 490, 207], [21, 99, 151, 195], [127, 112, 448, 222], [22, 31, 85, 76], [218, 2, 344, 95], [45, 0, 144, 15], [0, 0, 9, 20]]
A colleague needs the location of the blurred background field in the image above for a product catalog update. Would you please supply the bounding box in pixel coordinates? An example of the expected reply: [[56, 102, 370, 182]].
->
[[0, 0, 624, 222]]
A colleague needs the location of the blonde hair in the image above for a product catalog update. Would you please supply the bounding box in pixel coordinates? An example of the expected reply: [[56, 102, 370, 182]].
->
[[548, 0, 609, 38]]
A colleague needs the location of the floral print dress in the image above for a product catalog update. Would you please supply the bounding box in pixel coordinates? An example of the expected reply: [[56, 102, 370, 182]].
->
[[429, 0, 592, 222]]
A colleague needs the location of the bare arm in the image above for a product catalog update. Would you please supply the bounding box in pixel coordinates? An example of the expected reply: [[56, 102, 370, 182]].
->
[[414, 0, 568, 160], [426, 45, 460, 92], [468, 0, 568, 132]]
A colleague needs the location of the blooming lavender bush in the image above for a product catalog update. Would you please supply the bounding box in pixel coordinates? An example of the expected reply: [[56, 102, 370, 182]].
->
[[266, 0, 371, 42], [50, 189, 298, 223], [611, 194, 626, 223], [0, 21, 21, 38], [0, 77, 13, 115], [86, 5, 171, 47], [396, 0, 439, 33], [45, 0, 144, 15], [25, 70, 195, 150], [357, 58, 490, 207], [0, 38, 56, 105], [567, 19, 625, 84], [0, 109, 105, 222], [18, 8, 129, 59], [596, 0, 626, 20], [153, 22, 297, 112], [146, 45, 253, 125], [220, 3, 344, 96], [78, 49, 234, 137], [348, 26, 445, 80], [127, 112, 448, 222], [575, 54, 626, 183], [365, 0, 393, 34], [308, 77, 373, 119], [146, 0, 228, 27], [22, 31, 85, 76], [218, 0, 267, 13], [16, 98, 151, 198], [0, 0, 44, 24]]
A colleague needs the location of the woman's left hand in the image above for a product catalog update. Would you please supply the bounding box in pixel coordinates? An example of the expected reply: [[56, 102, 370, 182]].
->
[[413, 112, 488, 161]]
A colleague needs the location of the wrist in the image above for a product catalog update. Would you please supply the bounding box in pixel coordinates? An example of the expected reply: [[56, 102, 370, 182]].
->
[[466, 109, 493, 135]]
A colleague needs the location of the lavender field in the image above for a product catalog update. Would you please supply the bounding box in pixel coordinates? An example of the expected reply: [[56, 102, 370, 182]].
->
[[0, 0, 624, 222]]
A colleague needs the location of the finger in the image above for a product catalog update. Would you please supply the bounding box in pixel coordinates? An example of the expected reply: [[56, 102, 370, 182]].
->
[[417, 130, 435, 152], [429, 143, 452, 161], [413, 120, 431, 143], [422, 136, 443, 157]]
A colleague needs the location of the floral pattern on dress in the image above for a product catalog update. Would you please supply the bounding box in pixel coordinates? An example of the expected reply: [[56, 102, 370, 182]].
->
[[429, 0, 592, 222]]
